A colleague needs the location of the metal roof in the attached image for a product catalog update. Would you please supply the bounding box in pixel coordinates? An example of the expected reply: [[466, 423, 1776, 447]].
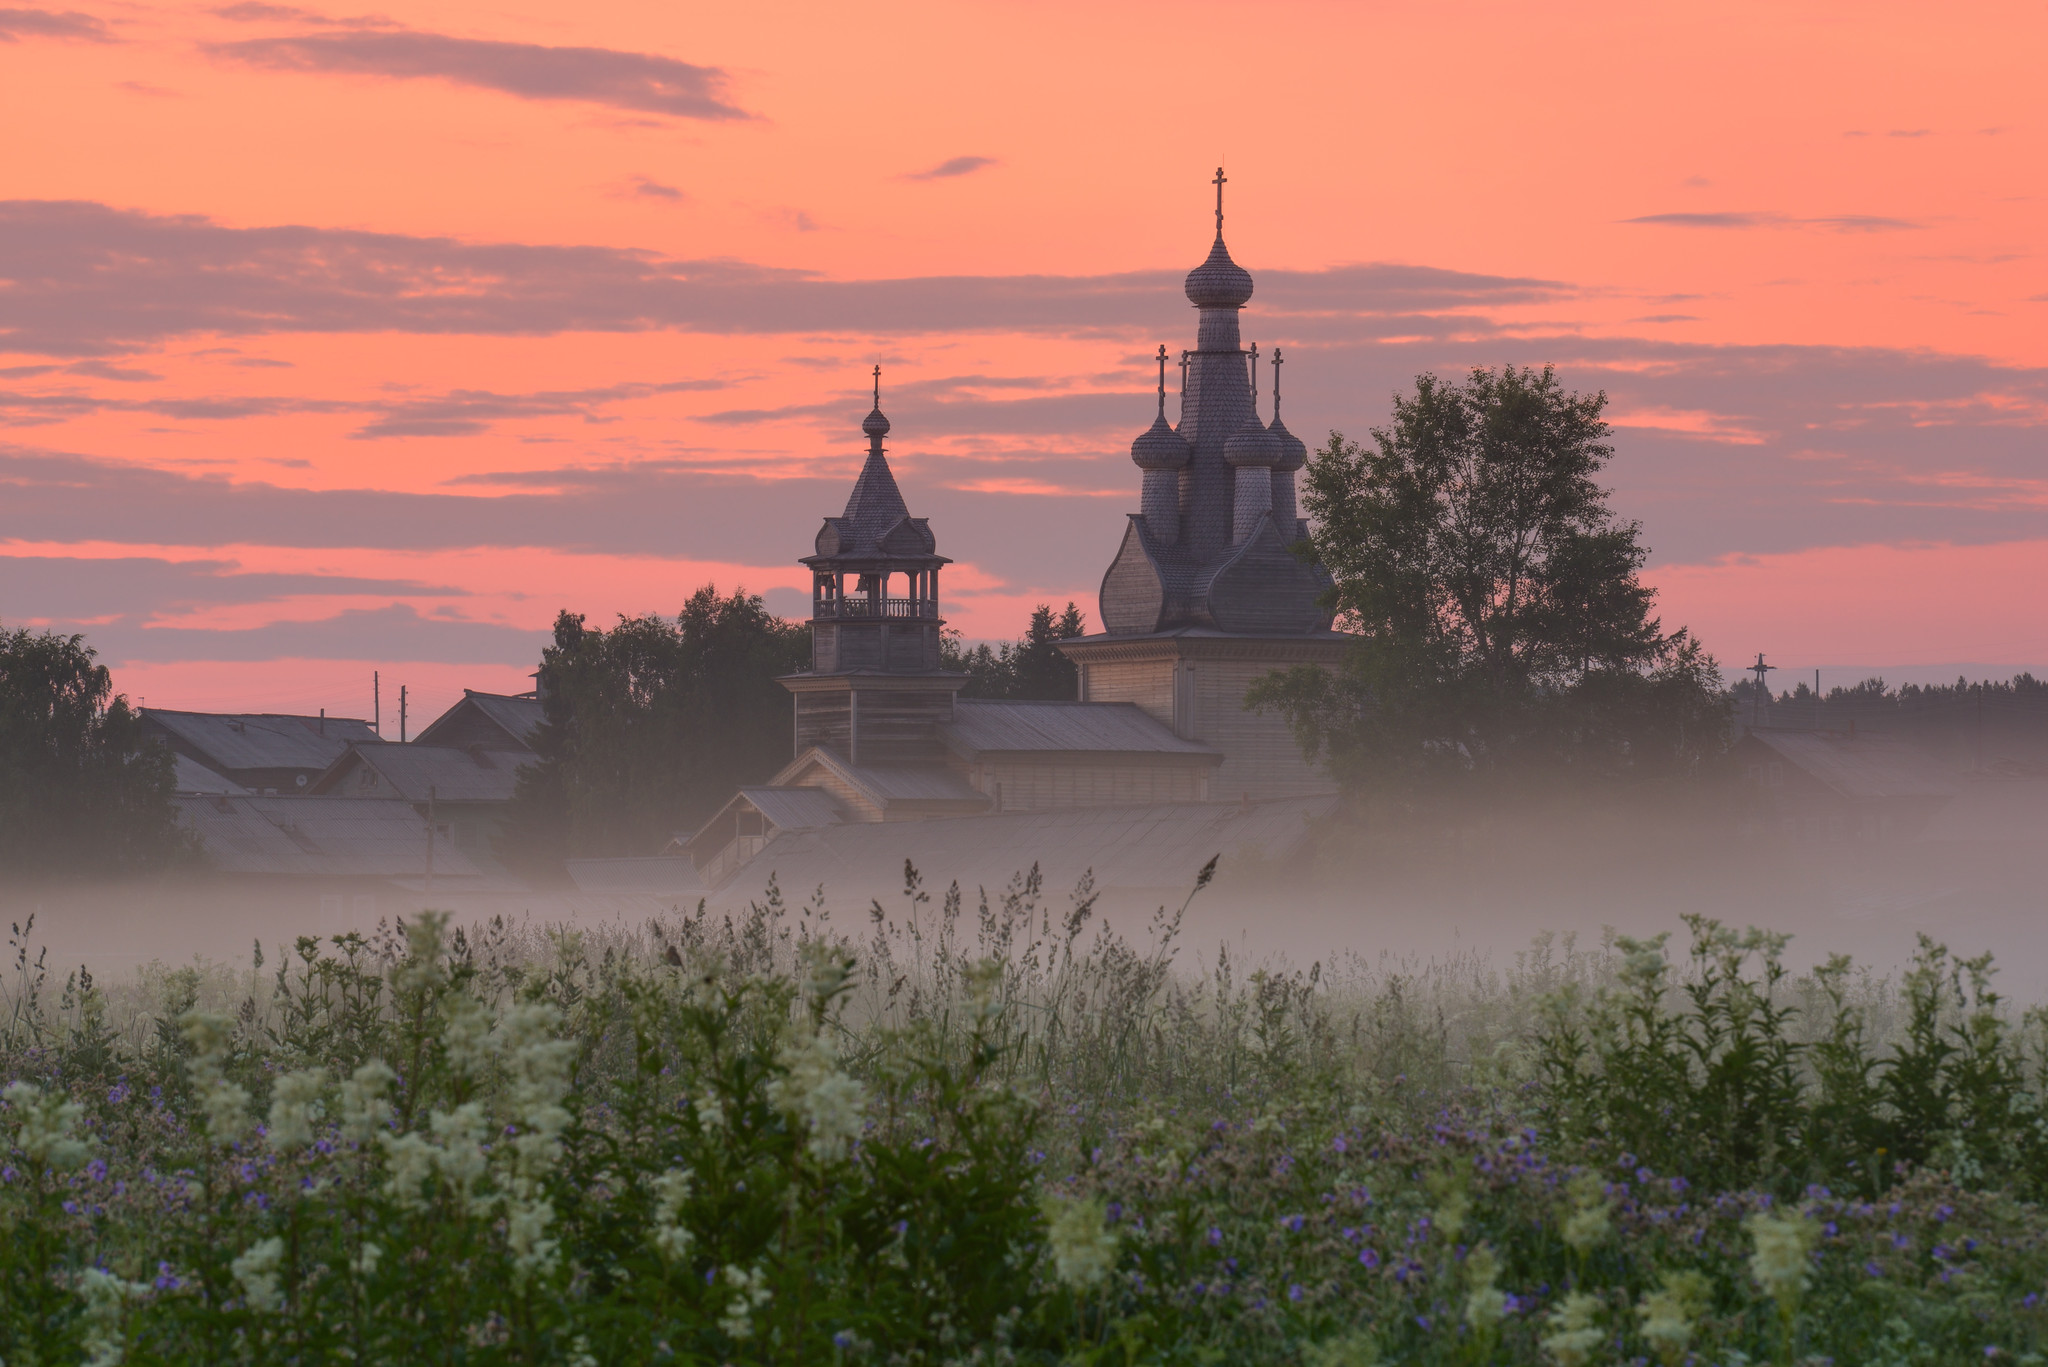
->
[[172, 753, 249, 796], [738, 786, 847, 830], [1742, 729, 1957, 801], [841, 762, 987, 804], [721, 794, 1335, 905], [940, 700, 1218, 758], [175, 795, 483, 879], [144, 709, 379, 773], [313, 743, 532, 803], [444, 691, 545, 748]]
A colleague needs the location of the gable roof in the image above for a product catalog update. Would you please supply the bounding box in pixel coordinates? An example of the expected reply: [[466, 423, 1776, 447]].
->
[[142, 710, 380, 775], [311, 743, 532, 803], [175, 795, 484, 879], [739, 785, 847, 830], [172, 753, 249, 796], [1740, 728, 1957, 801], [939, 700, 1219, 759], [415, 690, 546, 751], [777, 746, 988, 808]]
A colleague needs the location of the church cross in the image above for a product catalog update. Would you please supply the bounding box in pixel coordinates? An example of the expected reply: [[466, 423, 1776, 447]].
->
[[871, 364, 881, 407], [1155, 344, 1168, 417], [1271, 347, 1284, 415], [1212, 166, 1227, 235]]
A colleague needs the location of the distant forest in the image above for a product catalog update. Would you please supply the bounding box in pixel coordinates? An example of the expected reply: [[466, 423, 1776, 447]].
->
[[1731, 672, 2048, 767]]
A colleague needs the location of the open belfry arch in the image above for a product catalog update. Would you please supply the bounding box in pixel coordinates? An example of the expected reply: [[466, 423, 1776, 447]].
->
[[686, 176, 1345, 890]]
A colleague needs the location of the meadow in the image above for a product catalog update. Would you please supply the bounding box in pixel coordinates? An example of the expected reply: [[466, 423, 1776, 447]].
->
[[4, 863, 2046, 1365]]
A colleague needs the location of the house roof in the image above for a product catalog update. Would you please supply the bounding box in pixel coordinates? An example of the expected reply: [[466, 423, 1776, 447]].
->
[[174, 795, 483, 879], [939, 699, 1219, 759], [172, 753, 249, 796], [777, 747, 989, 809], [144, 709, 379, 774], [311, 743, 532, 803], [739, 786, 847, 830], [415, 690, 545, 751], [1741, 728, 1957, 801], [718, 794, 1336, 906]]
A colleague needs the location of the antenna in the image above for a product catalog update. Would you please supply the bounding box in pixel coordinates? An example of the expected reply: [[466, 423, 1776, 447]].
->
[[1212, 165, 1227, 236], [399, 685, 408, 743]]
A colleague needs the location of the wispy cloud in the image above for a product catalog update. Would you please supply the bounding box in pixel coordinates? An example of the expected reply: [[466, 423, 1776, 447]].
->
[[210, 2, 398, 25], [1626, 211, 1923, 232], [207, 29, 749, 120], [614, 175, 685, 202], [0, 6, 111, 42], [906, 155, 997, 181]]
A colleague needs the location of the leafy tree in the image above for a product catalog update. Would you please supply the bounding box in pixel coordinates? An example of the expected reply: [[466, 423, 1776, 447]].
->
[[501, 586, 809, 870], [942, 603, 1087, 700], [0, 624, 188, 876], [1249, 365, 1726, 793]]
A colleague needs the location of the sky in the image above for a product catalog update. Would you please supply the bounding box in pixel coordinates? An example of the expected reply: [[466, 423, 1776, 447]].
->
[[1, 0, 2044, 725]]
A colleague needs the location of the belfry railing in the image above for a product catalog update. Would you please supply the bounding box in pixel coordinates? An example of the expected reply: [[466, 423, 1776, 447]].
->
[[812, 597, 937, 620]]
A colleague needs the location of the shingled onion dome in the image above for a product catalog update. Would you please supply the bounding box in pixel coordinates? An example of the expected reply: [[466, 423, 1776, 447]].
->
[[1130, 345, 1189, 542], [1184, 233, 1255, 310], [861, 400, 890, 440], [1226, 343, 1283, 544], [1267, 346, 1308, 537]]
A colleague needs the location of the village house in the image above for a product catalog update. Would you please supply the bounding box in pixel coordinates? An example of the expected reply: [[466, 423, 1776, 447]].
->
[[141, 708, 380, 794]]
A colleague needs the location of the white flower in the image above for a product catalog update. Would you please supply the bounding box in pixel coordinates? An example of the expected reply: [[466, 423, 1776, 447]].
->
[[352, 1241, 383, 1276], [338, 1060, 395, 1143], [718, 1263, 772, 1340], [1043, 1195, 1118, 1290], [651, 1166, 695, 1260], [265, 1068, 327, 1153], [180, 1012, 249, 1144], [1462, 1243, 1506, 1333], [429, 1102, 490, 1206], [231, 1236, 285, 1313], [1541, 1291, 1604, 1367], [1746, 1210, 1819, 1304], [693, 1095, 725, 1131], [5, 1080, 92, 1172], [441, 993, 494, 1078], [78, 1266, 147, 1367], [505, 1194, 559, 1281], [1637, 1270, 1708, 1365], [1561, 1174, 1612, 1254], [379, 1131, 437, 1210], [767, 1027, 867, 1163]]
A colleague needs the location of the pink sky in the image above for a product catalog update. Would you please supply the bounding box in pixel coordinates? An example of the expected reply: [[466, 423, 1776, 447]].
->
[[3, 0, 2044, 721]]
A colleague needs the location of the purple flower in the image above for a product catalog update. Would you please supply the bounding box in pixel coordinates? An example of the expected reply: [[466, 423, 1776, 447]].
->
[[1865, 1261, 1884, 1278], [1359, 1248, 1380, 1269], [1284, 1214, 1305, 1233], [155, 1261, 181, 1291], [1289, 1283, 1304, 1302], [1208, 1226, 1222, 1247], [1332, 1135, 1348, 1153]]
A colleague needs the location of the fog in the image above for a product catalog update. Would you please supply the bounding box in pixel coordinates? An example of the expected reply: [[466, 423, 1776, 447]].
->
[[10, 789, 2044, 1004]]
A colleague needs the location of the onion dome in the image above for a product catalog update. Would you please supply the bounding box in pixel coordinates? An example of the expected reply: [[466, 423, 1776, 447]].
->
[[1224, 415, 1282, 468], [1131, 412, 1189, 470], [1131, 344, 1189, 469], [1268, 414, 1307, 472], [1184, 234, 1254, 310], [862, 404, 890, 439]]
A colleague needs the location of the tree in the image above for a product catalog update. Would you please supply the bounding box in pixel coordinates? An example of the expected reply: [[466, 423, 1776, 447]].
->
[[1248, 365, 1726, 794], [500, 586, 810, 871], [942, 603, 1087, 700], [0, 624, 188, 876]]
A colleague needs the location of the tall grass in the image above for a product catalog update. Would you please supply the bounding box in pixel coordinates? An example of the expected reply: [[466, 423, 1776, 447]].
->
[[4, 868, 2047, 1364]]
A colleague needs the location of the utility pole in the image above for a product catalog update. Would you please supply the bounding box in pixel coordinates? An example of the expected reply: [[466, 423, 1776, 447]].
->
[[399, 686, 408, 743]]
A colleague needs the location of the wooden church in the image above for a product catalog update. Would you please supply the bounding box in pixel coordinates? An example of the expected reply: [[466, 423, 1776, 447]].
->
[[687, 177, 1345, 899]]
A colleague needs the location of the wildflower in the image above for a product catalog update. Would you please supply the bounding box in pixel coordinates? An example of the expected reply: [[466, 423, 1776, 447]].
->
[[1746, 1210, 1820, 1305], [505, 1194, 559, 1281], [231, 1236, 285, 1312], [719, 1263, 773, 1340], [1462, 1243, 1507, 1335], [1637, 1269, 1709, 1366], [265, 1068, 327, 1153], [352, 1242, 382, 1276], [180, 1012, 250, 1144], [429, 1102, 490, 1206], [379, 1131, 437, 1210], [1043, 1194, 1119, 1289], [767, 1024, 867, 1164], [338, 1061, 395, 1143], [1540, 1291, 1604, 1367], [441, 992, 493, 1077], [694, 1095, 725, 1131], [1561, 1173, 1612, 1255], [651, 1166, 695, 1260], [4, 1080, 92, 1172], [78, 1266, 147, 1367]]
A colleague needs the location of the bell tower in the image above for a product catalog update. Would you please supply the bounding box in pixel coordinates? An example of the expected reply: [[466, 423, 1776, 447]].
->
[[784, 370, 967, 766]]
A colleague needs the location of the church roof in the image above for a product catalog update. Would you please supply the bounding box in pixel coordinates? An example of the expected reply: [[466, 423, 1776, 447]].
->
[[939, 700, 1219, 758], [808, 372, 945, 564], [1185, 233, 1254, 309]]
